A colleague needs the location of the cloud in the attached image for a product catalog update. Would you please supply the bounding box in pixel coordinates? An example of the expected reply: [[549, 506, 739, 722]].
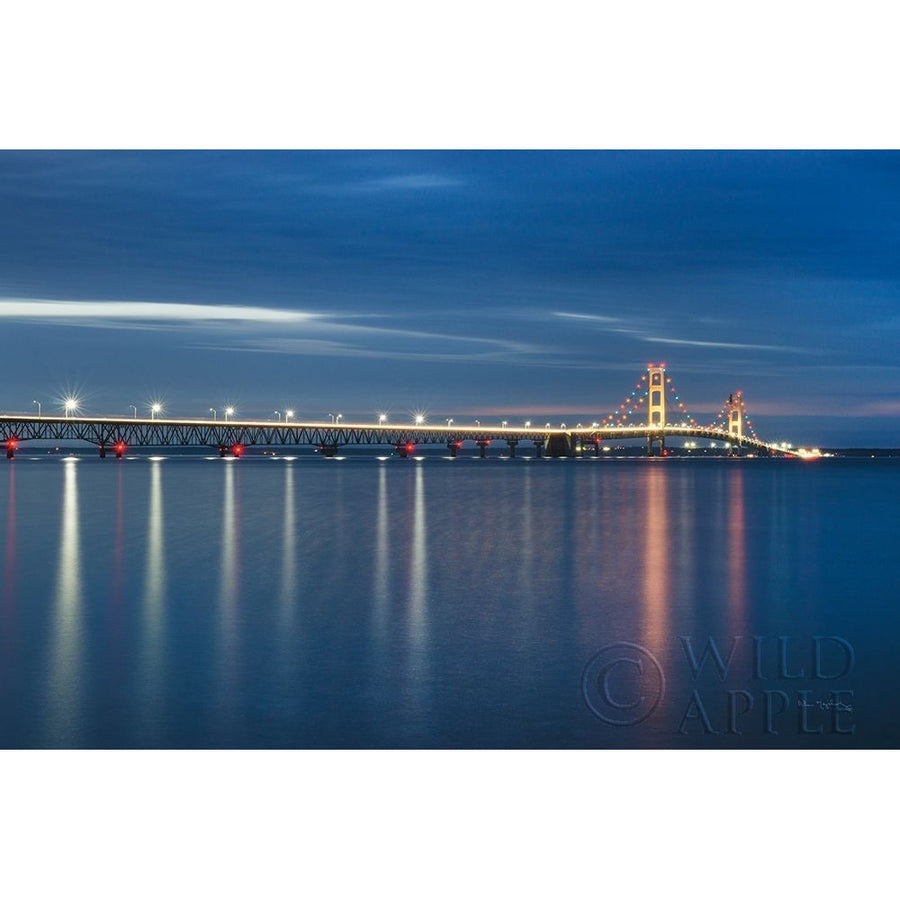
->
[[0, 299, 321, 324], [644, 336, 812, 353], [553, 309, 814, 355], [553, 312, 622, 324]]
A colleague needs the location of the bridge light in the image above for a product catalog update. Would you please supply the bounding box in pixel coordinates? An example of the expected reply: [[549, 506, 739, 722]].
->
[[285, 410, 294, 421], [378, 414, 387, 425], [415, 415, 424, 425], [64, 397, 79, 418], [6, 438, 18, 450], [225, 407, 235, 421], [232, 443, 244, 457]]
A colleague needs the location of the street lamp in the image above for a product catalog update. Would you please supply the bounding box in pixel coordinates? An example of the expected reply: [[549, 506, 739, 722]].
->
[[130, 405, 137, 419], [446, 418, 453, 427], [285, 410, 294, 423], [225, 407, 234, 421], [525, 421, 531, 428], [209, 408, 217, 421], [33, 400, 41, 418], [151, 403, 162, 420], [415, 414, 424, 426], [502, 420, 507, 429], [335, 414, 343, 425], [64, 398, 78, 418], [274, 411, 282, 422], [378, 414, 387, 425]]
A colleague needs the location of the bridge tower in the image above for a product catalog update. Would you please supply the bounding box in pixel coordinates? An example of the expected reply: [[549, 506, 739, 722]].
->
[[726, 391, 743, 455], [646, 365, 666, 456]]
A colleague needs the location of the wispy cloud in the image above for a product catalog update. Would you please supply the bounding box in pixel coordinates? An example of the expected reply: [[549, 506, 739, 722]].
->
[[644, 336, 811, 353], [0, 299, 321, 324], [553, 309, 814, 355], [553, 312, 622, 324]]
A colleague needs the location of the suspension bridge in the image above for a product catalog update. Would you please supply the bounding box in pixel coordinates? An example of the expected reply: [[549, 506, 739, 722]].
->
[[0, 366, 800, 459]]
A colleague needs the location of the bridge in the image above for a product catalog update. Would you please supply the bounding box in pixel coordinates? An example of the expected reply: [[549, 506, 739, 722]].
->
[[0, 366, 800, 459]]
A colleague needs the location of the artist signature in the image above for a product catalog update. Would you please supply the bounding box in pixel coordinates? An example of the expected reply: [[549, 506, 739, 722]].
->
[[797, 698, 853, 713]]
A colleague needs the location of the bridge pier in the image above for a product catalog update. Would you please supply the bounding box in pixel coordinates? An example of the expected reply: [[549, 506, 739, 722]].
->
[[647, 434, 666, 457], [99, 444, 107, 459], [533, 440, 543, 459], [319, 443, 340, 458], [219, 445, 227, 457], [546, 434, 573, 458], [475, 439, 490, 459], [447, 441, 460, 458], [6, 438, 17, 459], [506, 439, 517, 458]]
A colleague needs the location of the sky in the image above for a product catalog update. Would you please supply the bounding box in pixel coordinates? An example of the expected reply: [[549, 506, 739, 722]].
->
[[1, 149, 898, 445]]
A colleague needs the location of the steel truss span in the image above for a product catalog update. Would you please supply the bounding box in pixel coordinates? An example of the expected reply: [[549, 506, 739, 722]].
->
[[0, 414, 796, 459]]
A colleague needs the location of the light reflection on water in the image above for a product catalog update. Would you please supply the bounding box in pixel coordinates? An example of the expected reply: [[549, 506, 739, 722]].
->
[[0, 455, 896, 748], [43, 459, 83, 745]]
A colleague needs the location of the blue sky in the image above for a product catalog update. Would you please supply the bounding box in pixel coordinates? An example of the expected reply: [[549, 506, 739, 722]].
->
[[1, 150, 898, 445]]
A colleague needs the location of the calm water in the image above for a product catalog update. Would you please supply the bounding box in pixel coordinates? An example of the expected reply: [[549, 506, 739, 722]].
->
[[0, 452, 897, 748]]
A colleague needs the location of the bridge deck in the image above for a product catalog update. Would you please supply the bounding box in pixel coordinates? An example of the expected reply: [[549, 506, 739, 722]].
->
[[0, 414, 794, 457]]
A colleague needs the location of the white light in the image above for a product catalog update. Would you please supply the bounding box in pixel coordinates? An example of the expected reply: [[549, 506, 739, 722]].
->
[[415, 415, 424, 425]]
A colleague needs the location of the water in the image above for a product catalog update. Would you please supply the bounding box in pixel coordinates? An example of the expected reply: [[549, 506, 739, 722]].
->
[[0, 452, 897, 748]]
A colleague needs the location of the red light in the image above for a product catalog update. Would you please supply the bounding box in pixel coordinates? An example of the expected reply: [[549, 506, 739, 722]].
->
[[454, 441, 462, 448], [232, 443, 244, 457], [405, 442, 415, 453], [115, 442, 126, 452], [6, 438, 17, 450]]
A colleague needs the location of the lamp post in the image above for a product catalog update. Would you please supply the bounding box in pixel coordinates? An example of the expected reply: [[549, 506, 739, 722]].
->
[[274, 411, 282, 422], [130, 405, 137, 419], [225, 407, 234, 422], [64, 398, 78, 418], [378, 414, 387, 425], [285, 410, 294, 423], [33, 400, 41, 418], [209, 408, 217, 421], [151, 403, 161, 420]]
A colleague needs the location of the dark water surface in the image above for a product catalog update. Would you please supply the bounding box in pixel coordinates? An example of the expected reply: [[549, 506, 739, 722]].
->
[[1, 453, 897, 748]]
